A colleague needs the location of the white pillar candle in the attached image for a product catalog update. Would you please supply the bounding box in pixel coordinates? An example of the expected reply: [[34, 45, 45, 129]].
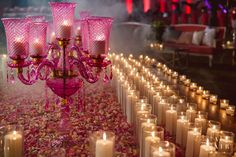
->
[[165, 107, 177, 136], [144, 132, 160, 157], [207, 126, 220, 137], [4, 131, 23, 157], [157, 100, 167, 125], [126, 91, 135, 124], [92, 40, 106, 56], [186, 107, 197, 122], [95, 132, 114, 157], [153, 93, 161, 116], [195, 117, 207, 134], [59, 20, 72, 39], [176, 116, 188, 146], [185, 128, 201, 157], [219, 136, 234, 154], [199, 139, 215, 157], [153, 147, 171, 157], [31, 38, 43, 56], [50, 32, 56, 43], [12, 37, 26, 57]]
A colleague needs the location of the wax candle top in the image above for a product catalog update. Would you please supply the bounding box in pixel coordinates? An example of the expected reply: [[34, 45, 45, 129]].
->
[[103, 132, 107, 140], [63, 20, 70, 26]]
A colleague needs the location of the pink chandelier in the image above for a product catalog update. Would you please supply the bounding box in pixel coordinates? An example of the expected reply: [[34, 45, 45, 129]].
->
[[1, 2, 113, 115]]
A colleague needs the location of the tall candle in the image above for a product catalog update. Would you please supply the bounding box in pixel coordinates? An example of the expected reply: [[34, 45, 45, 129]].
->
[[4, 131, 23, 157], [176, 115, 188, 146], [199, 139, 215, 157], [50, 32, 56, 43], [12, 37, 26, 57], [186, 107, 197, 122], [153, 147, 170, 157], [95, 132, 114, 157], [59, 20, 71, 39], [165, 106, 177, 136], [31, 38, 43, 56], [185, 128, 201, 157], [195, 116, 207, 134], [144, 132, 160, 157]]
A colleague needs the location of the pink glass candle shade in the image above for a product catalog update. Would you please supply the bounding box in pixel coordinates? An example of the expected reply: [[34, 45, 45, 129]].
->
[[87, 17, 113, 58], [26, 15, 45, 22], [2, 18, 31, 60], [49, 2, 76, 39], [47, 21, 56, 44], [29, 22, 48, 58]]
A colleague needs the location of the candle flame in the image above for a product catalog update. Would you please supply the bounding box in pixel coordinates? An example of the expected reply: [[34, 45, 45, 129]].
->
[[158, 147, 163, 152], [63, 20, 69, 26], [15, 37, 22, 42], [103, 132, 107, 140], [147, 119, 150, 123], [34, 38, 39, 43]]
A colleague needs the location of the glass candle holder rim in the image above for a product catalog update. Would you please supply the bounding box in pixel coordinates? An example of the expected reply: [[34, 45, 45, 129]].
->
[[5, 124, 24, 132], [139, 114, 157, 121], [86, 16, 114, 21], [151, 141, 176, 154], [188, 125, 202, 133], [49, 2, 77, 7], [219, 130, 235, 139], [197, 111, 208, 117], [30, 21, 48, 26], [208, 120, 221, 128]]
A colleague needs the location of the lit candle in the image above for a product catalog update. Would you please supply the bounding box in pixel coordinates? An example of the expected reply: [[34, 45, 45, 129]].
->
[[12, 37, 26, 57], [31, 38, 43, 56], [207, 125, 220, 138], [219, 135, 234, 154], [4, 131, 23, 157], [144, 132, 160, 157], [220, 99, 229, 109], [226, 105, 235, 116], [186, 106, 197, 122], [209, 95, 217, 104], [92, 36, 106, 56], [76, 26, 81, 36], [165, 106, 177, 136], [185, 128, 201, 157], [50, 32, 56, 43], [157, 100, 167, 125], [95, 132, 114, 157], [202, 90, 210, 99], [59, 20, 72, 39], [153, 147, 170, 157], [195, 115, 207, 134], [190, 83, 197, 91], [199, 139, 215, 157], [196, 86, 204, 95], [184, 79, 191, 86], [176, 115, 188, 146]]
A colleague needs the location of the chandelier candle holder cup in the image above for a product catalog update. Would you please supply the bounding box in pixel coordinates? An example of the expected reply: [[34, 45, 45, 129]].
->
[[2, 2, 113, 131]]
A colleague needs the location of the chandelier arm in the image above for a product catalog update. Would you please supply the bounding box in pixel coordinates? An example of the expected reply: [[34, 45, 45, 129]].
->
[[17, 70, 38, 85], [71, 46, 86, 61], [36, 59, 56, 80], [71, 57, 99, 83]]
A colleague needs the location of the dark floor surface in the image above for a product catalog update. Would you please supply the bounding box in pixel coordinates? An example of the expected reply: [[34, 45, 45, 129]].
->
[[147, 50, 236, 106]]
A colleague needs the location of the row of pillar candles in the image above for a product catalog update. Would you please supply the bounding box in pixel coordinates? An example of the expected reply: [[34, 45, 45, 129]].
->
[[109, 53, 236, 157]]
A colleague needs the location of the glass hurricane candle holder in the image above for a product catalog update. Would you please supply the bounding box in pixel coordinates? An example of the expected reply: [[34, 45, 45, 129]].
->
[[190, 82, 198, 91], [87, 17, 113, 58], [198, 138, 216, 157], [4, 125, 24, 157], [196, 86, 204, 95], [218, 131, 234, 155], [225, 105, 235, 116], [89, 131, 115, 157], [176, 113, 188, 146], [220, 99, 229, 109], [29, 22, 48, 58], [2, 18, 31, 61], [185, 125, 202, 157], [186, 103, 197, 122], [151, 141, 176, 157], [207, 120, 221, 139], [209, 94, 218, 105], [202, 90, 210, 99], [49, 2, 76, 39], [195, 111, 208, 134], [165, 105, 177, 136], [179, 75, 187, 82]]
